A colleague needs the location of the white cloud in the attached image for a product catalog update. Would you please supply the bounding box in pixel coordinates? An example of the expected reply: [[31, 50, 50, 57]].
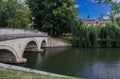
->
[[103, 16, 109, 19], [107, 11, 110, 15], [75, 4, 80, 8], [112, 0, 120, 3]]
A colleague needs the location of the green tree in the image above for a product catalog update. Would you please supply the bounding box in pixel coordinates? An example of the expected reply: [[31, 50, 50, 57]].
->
[[26, 0, 77, 36], [0, 0, 31, 28], [87, 26, 97, 47], [72, 19, 85, 47], [116, 18, 120, 26], [72, 19, 98, 47]]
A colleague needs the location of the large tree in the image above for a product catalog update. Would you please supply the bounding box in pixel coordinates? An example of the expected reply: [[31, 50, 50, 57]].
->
[[0, 0, 31, 28], [26, 0, 77, 36]]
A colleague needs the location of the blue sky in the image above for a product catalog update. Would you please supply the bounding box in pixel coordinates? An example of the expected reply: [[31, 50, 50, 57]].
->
[[75, 0, 111, 19]]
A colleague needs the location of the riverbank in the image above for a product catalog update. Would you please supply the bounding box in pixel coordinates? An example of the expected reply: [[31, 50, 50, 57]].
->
[[49, 38, 72, 47], [0, 63, 81, 79]]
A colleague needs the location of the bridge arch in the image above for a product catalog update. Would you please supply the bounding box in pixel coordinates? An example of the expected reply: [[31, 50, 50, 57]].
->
[[0, 45, 18, 63], [24, 41, 38, 51], [40, 40, 47, 56], [41, 40, 47, 48], [22, 39, 39, 52]]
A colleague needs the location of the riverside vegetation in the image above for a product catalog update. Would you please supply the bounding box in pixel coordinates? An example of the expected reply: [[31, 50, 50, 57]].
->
[[72, 20, 120, 47]]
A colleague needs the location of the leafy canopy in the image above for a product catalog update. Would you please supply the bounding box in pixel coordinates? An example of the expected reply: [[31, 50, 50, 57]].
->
[[0, 0, 31, 28], [26, 0, 77, 36]]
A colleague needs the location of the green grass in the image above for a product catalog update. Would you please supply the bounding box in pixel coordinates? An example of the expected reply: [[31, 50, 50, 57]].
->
[[0, 67, 81, 79], [54, 36, 73, 44]]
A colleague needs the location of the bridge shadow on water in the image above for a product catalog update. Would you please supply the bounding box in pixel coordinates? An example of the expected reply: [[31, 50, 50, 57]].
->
[[15, 47, 70, 69]]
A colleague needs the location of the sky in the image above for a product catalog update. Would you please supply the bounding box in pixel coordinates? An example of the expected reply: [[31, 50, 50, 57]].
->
[[21, 0, 120, 19], [75, 0, 111, 19]]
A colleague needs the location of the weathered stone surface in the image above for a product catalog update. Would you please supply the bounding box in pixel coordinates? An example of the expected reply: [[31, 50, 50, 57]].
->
[[0, 28, 48, 41], [0, 37, 49, 63]]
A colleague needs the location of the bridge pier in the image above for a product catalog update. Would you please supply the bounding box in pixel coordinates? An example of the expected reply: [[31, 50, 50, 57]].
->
[[17, 58, 27, 63]]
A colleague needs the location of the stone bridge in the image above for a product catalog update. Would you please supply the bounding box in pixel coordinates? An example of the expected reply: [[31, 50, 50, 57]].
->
[[0, 28, 50, 63]]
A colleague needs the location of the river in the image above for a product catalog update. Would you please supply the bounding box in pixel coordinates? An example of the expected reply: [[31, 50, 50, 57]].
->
[[17, 47, 120, 79]]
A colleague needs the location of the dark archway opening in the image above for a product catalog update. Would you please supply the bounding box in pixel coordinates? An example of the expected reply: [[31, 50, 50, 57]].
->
[[0, 49, 16, 63], [41, 40, 46, 48], [24, 41, 38, 52], [23, 41, 38, 64], [41, 40, 47, 57]]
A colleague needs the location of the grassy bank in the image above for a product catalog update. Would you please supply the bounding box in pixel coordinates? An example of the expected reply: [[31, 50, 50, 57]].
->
[[54, 36, 73, 44], [0, 66, 81, 79]]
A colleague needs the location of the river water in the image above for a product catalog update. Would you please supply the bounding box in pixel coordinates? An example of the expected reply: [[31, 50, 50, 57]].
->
[[17, 47, 120, 79]]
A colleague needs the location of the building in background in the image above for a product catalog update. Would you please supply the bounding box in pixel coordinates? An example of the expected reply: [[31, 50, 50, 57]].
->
[[85, 15, 109, 26]]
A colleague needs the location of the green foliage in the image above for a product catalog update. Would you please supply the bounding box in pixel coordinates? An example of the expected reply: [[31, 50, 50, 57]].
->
[[109, 3, 120, 23], [72, 20, 97, 47], [87, 26, 97, 47], [95, 0, 120, 24], [116, 18, 120, 26], [26, 0, 77, 36], [72, 20, 120, 47], [0, 0, 31, 28]]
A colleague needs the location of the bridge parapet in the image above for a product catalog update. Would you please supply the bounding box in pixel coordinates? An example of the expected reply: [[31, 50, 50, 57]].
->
[[0, 28, 49, 41], [0, 28, 48, 36]]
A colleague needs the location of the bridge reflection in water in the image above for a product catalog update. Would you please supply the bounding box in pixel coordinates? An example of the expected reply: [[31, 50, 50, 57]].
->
[[17, 48, 120, 79]]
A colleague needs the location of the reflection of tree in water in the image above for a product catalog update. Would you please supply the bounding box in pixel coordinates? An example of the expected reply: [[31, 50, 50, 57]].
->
[[75, 48, 120, 79], [44, 47, 70, 57], [17, 48, 120, 79], [78, 48, 120, 64]]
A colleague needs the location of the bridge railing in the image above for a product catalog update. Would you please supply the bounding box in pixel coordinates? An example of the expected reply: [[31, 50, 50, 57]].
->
[[0, 28, 48, 36]]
